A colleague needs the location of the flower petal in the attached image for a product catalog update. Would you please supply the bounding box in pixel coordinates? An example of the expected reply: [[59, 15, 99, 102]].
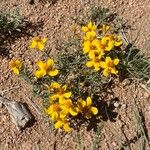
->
[[60, 110, 68, 118], [54, 121, 63, 129], [59, 96, 66, 104], [92, 24, 97, 30], [105, 41, 114, 51], [87, 21, 93, 29], [69, 107, 78, 116], [100, 62, 107, 69], [29, 40, 37, 49], [64, 92, 72, 98], [94, 65, 100, 71], [84, 33, 96, 41], [47, 58, 54, 67], [37, 42, 44, 51], [77, 99, 86, 108], [51, 82, 61, 89], [86, 61, 94, 68], [63, 123, 71, 132], [42, 37, 47, 43], [94, 62, 101, 71], [51, 112, 59, 121], [83, 41, 91, 53], [86, 31, 96, 38], [13, 68, 19, 75], [48, 69, 59, 76], [46, 106, 53, 115], [82, 26, 88, 32], [86, 97, 92, 106], [88, 51, 96, 59], [115, 41, 122, 47], [111, 68, 118, 75], [15, 60, 22, 68], [103, 69, 109, 77], [62, 85, 67, 91], [34, 70, 46, 78], [91, 107, 98, 115], [114, 58, 119, 65], [105, 57, 111, 63], [49, 94, 59, 101], [37, 61, 45, 69]]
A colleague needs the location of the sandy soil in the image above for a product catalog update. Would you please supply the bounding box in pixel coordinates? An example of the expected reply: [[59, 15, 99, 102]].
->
[[0, 0, 150, 150]]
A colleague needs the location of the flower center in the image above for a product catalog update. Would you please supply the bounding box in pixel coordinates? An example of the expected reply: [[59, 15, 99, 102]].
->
[[65, 102, 72, 108], [44, 64, 52, 72], [88, 28, 92, 32], [108, 61, 114, 68], [57, 88, 64, 95], [11, 63, 18, 68], [94, 57, 100, 63], [90, 45, 97, 50], [36, 39, 42, 43], [53, 104, 60, 111], [82, 106, 91, 114]]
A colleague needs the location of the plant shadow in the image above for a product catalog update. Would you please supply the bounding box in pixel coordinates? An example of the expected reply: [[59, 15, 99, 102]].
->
[[39, 0, 59, 5], [73, 94, 119, 132], [0, 20, 44, 57], [87, 96, 119, 132]]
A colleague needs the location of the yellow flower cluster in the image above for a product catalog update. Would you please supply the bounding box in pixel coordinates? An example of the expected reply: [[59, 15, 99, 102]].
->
[[45, 82, 98, 132], [9, 59, 58, 78], [9, 36, 102, 132], [82, 22, 122, 76]]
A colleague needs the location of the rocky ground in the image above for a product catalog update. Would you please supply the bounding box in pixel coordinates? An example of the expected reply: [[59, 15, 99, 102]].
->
[[0, 0, 150, 149]]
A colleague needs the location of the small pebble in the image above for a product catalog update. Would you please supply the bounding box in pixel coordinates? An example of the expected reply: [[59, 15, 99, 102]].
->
[[121, 104, 126, 109], [114, 102, 120, 108], [28, 0, 34, 4], [0, 102, 3, 108], [112, 142, 117, 146]]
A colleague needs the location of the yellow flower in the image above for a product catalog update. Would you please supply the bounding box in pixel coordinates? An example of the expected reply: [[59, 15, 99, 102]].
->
[[101, 35, 122, 51], [49, 82, 61, 90], [88, 48, 104, 60], [83, 41, 91, 54], [108, 34, 123, 47], [83, 39, 102, 54], [54, 118, 72, 132], [29, 37, 47, 51], [49, 82, 72, 103], [100, 57, 119, 77], [86, 53, 102, 71], [82, 21, 97, 33], [82, 22, 97, 40], [99, 24, 110, 34], [77, 97, 98, 119], [9, 60, 22, 75], [101, 36, 114, 51], [46, 103, 61, 121], [83, 33, 96, 42], [35, 58, 59, 78], [59, 99, 78, 118]]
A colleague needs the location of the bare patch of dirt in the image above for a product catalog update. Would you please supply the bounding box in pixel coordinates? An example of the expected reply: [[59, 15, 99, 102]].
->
[[0, 0, 150, 150]]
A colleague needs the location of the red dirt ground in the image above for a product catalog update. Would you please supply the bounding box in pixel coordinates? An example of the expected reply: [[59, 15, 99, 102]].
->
[[0, 0, 150, 150]]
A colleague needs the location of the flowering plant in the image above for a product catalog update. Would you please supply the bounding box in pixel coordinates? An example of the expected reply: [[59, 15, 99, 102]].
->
[[9, 6, 150, 132]]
